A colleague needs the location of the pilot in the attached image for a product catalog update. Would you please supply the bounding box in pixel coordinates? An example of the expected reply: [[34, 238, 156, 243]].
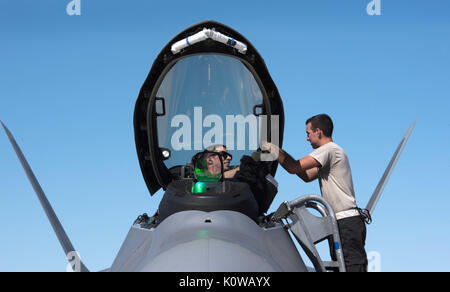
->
[[204, 152, 222, 176], [262, 114, 368, 272], [205, 144, 240, 179]]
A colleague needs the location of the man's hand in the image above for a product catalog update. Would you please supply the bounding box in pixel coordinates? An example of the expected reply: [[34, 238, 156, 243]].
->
[[261, 141, 294, 172], [261, 141, 280, 160], [261, 141, 319, 183], [260, 141, 271, 152]]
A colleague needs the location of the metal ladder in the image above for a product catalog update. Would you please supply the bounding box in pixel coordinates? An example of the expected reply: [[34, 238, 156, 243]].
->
[[272, 195, 346, 272]]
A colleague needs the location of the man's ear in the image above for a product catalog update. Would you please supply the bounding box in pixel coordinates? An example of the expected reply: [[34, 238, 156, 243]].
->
[[316, 128, 323, 139]]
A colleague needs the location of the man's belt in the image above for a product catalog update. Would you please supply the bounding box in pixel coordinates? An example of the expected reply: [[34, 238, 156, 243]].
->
[[335, 209, 360, 220]]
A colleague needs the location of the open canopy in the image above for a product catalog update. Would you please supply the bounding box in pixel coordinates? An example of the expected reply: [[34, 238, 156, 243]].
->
[[134, 21, 285, 195]]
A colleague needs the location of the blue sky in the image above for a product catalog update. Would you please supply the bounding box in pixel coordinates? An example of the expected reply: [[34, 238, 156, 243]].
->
[[0, 0, 449, 272]]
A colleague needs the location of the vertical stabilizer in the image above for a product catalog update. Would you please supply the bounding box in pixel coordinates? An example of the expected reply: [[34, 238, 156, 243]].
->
[[1, 121, 89, 272], [365, 121, 416, 215]]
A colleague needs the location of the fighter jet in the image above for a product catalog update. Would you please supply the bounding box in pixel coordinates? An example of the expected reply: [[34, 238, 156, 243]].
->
[[1, 20, 414, 272]]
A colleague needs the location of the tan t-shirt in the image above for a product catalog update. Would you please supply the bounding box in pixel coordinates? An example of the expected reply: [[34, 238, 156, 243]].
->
[[309, 142, 357, 214]]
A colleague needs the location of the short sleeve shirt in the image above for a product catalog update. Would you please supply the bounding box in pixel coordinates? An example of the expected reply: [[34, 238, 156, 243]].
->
[[309, 142, 357, 213]]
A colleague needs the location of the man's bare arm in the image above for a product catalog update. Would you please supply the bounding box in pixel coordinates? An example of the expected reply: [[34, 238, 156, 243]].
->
[[262, 142, 320, 182], [297, 156, 320, 182]]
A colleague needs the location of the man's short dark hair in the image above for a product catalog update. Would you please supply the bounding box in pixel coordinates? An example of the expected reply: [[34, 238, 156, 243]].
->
[[306, 114, 334, 137]]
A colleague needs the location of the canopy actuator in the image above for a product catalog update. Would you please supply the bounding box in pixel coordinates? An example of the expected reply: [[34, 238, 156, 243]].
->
[[171, 28, 248, 54]]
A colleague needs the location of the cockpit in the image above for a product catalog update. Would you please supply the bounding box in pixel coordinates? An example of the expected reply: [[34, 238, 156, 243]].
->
[[133, 21, 285, 223], [157, 54, 263, 169]]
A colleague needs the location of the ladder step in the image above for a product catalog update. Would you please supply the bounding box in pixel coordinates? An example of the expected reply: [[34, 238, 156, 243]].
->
[[323, 261, 339, 268]]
